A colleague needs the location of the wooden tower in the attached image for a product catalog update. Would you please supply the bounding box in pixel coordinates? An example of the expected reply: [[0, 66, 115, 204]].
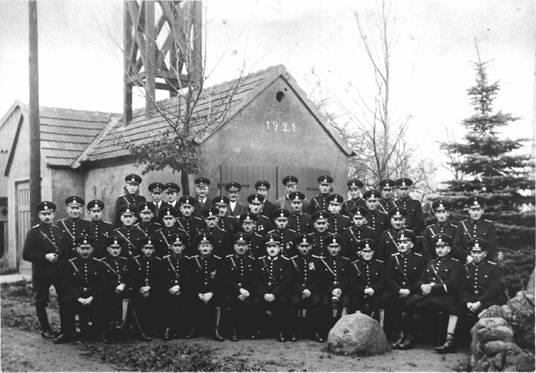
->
[[123, 0, 203, 122]]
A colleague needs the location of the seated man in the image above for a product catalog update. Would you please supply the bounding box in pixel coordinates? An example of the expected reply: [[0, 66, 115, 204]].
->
[[288, 234, 324, 342], [347, 239, 386, 326], [252, 233, 293, 342], [405, 234, 464, 350]]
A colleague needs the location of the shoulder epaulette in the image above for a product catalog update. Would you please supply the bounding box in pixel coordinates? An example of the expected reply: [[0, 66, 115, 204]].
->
[[133, 255, 140, 259], [68, 257, 77, 262], [92, 257, 100, 262], [254, 232, 263, 238], [391, 252, 399, 256], [226, 254, 234, 258], [184, 255, 192, 260], [461, 219, 469, 223], [267, 229, 276, 234], [312, 254, 322, 259], [154, 222, 162, 227], [154, 257, 162, 261], [213, 255, 222, 260], [32, 224, 39, 228], [375, 259, 384, 263], [193, 216, 203, 222], [288, 228, 297, 233], [351, 259, 360, 264], [414, 252, 423, 257], [259, 255, 266, 259], [119, 256, 127, 260], [163, 254, 170, 259], [281, 255, 290, 260], [248, 255, 256, 260], [449, 223, 458, 228], [341, 256, 350, 261], [190, 254, 199, 258], [484, 219, 493, 223], [451, 257, 460, 262], [219, 227, 227, 232], [261, 214, 269, 219], [487, 260, 497, 265], [289, 255, 298, 260]]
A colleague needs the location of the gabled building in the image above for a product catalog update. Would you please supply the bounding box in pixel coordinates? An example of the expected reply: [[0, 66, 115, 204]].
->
[[0, 65, 354, 273]]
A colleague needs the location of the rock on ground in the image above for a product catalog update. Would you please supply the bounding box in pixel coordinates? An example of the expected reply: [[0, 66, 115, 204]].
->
[[327, 311, 388, 356]]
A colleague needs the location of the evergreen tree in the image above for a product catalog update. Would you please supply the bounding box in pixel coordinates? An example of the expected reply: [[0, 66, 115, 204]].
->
[[440, 56, 535, 294]]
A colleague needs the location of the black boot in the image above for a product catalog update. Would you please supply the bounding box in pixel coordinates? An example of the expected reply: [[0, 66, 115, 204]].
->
[[277, 331, 286, 342], [41, 329, 57, 339], [213, 307, 224, 342], [392, 331, 406, 349], [398, 333, 415, 350], [163, 328, 172, 341], [434, 333, 456, 354]]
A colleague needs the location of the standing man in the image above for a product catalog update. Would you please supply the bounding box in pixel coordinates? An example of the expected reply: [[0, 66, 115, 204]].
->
[[163, 182, 180, 209], [377, 207, 407, 262], [23, 201, 69, 339], [327, 194, 352, 235], [177, 196, 206, 256], [192, 177, 211, 217], [255, 180, 277, 217], [422, 200, 458, 263], [135, 201, 161, 238], [363, 190, 389, 239], [394, 178, 424, 235], [287, 191, 313, 235], [247, 193, 273, 236], [342, 179, 366, 217], [378, 179, 397, 215], [148, 182, 165, 219], [307, 175, 333, 215], [57, 196, 91, 258], [341, 207, 377, 260], [226, 182, 248, 218], [267, 209, 298, 259], [113, 174, 146, 227], [277, 175, 299, 211], [86, 199, 114, 259], [212, 196, 239, 235], [112, 205, 145, 258]]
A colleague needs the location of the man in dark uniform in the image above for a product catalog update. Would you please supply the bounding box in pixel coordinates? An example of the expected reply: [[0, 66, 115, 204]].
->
[[347, 239, 386, 325], [453, 196, 498, 262], [252, 233, 293, 342], [161, 233, 193, 340], [200, 207, 232, 257], [317, 234, 351, 336], [247, 193, 273, 236], [86, 199, 114, 259], [377, 207, 407, 262], [422, 200, 458, 263], [239, 212, 265, 258], [113, 174, 146, 227], [342, 179, 366, 217], [310, 210, 332, 256], [327, 194, 352, 235], [192, 177, 211, 217], [341, 207, 377, 260], [276, 175, 299, 211], [163, 182, 180, 209], [307, 175, 333, 215], [226, 181, 248, 218], [148, 182, 165, 219], [55, 236, 106, 343], [287, 191, 313, 234], [112, 205, 145, 258], [220, 232, 257, 341], [267, 209, 298, 259], [23, 201, 69, 339], [99, 236, 131, 343], [135, 201, 161, 237], [288, 234, 325, 342], [394, 178, 424, 235], [384, 229, 425, 349], [378, 179, 397, 214], [129, 237, 165, 339], [404, 234, 464, 350], [363, 190, 389, 239], [435, 238, 505, 353], [57, 196, 91, 257], [177, 196, 206, 255], [212, 196, 239, 235], [153, 206, 188, 258], [255, 180, 277, 217], [188, 232, 224, 340]]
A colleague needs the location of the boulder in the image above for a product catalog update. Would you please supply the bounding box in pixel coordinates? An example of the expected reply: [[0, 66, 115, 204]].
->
[[479, 325, 515, 343], [526, 269, 534, 295], [505, 291, 534, 349], [481, 341, 521, 356], [504, 347, 535, 372], [327, 311, 388, 356]]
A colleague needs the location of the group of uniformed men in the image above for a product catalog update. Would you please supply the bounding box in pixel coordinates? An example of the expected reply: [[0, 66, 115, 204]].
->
[[23, 173, 505, 353]]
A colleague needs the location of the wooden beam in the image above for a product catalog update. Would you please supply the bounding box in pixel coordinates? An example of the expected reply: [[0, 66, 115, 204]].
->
[[144, 0, 156, 118], [124, 0, 133, 123]]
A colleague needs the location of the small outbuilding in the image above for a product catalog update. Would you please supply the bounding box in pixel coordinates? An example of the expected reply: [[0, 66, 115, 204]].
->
[[0, 65, 354, 273]]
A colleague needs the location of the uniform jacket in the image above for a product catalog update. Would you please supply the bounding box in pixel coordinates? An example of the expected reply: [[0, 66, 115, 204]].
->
[[262, 200, 278, 218], [56, 217, 92, 256], [113, 194, 146, 227], [267, 228, 298, 258], [385, 251, 425, 293], [307, 193, 331, 215], [328, 214, 352, 236], [318, 255, 350, 294], [341, 198, 366, 217], [113, 225, 146, 258], [218, 215, 239, 236], [226, 201, 248, 219], [348, 258, 385, 295], [378, 198, 397, 215], [190, 254, 222, 294], [129, 255, 165, 295], [135, 221, 162, 238], [89, 220, 114, 258], [22, 222, 69, 279], [453, 219, 497, 260], [62, 256, 106, 303], [288, 254, 323, 293], [99, 255, 131, 293], [311, 231, 331, 256], [377, 227, 404, 263], [418, 256, 463, 296], [162, 253, 192, 294], [152, 226, 189, 257], [244, 231, 266, 258], [462, 260, 504, 306], [220, 254, 256, 297], [395, 197, 425, 235], [253, 255, 292, 298], [366, 209, 389, 239], [341, 225, 377, 260], [422, 221, 458, 263], [205, 226, 232, 257], [288, 212, 313, 234]]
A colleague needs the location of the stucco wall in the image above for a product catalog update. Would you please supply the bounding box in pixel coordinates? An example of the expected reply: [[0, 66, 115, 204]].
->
[[51, 168, 85, 220], [199, 76, 349, 195]]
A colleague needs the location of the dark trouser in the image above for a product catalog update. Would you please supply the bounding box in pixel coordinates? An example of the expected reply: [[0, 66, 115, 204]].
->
[[33, 276, 65, 333], [349, 293, 383, 316], [63, 300, 103, 337], [163, 293, 191, 336], [134, 293, 163, 336], [224, 295, 256, 337], [252, 295, 291, 336], [101, 292, 126, 331], [190, 296, 221, 336], [406, 293, 457, 339], [290, 292, 323, 337], [381, 291, 413, 336]]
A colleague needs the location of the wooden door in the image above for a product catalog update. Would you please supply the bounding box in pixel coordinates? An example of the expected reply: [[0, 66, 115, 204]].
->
[[15, 181, 31, 275]]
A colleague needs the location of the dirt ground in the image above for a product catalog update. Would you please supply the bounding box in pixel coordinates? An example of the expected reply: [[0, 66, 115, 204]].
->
[[1, 281, 470, 371], [1, 326, 470, 372]]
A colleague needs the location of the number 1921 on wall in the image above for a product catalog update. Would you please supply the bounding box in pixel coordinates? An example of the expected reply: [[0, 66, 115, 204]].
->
[[265, 120, 296, 133]]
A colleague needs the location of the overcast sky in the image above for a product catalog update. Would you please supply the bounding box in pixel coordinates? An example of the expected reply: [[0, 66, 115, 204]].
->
[[1, 0, 534, 181]]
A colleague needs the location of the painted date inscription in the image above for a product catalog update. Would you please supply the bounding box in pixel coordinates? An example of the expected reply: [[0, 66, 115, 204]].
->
[[265, 120, 296, 133]]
